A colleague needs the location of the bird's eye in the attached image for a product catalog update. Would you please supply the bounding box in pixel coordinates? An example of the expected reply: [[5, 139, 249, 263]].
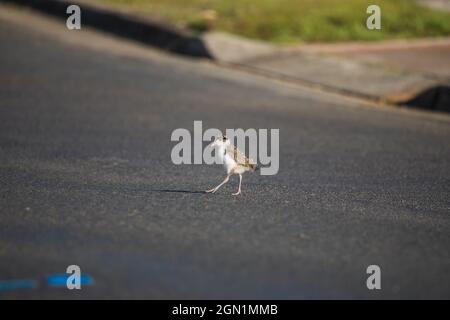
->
[[223, 136, 228, 141]]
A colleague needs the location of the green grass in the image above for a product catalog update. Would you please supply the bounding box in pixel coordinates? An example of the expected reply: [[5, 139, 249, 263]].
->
[[90, 0, 450, 43]]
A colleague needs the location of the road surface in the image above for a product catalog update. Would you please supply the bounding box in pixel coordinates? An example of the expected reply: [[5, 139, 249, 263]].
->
[[0, 5, 449, 299]]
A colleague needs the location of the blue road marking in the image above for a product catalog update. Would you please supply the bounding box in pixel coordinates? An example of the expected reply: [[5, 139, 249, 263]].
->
[[0, 279, 38, 291], [46, 274, 93, 287]]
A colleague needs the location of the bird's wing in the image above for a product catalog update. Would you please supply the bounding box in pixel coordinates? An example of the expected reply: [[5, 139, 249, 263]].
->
[[226, 145, 255, 167]]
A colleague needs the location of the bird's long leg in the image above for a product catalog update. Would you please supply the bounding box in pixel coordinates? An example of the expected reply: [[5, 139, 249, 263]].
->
[[205, 174, 230, 193], [232, 174, 242, 196]]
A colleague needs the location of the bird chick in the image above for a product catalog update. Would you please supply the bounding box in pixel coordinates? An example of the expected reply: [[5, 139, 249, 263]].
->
[[205, 135, 257, 195]]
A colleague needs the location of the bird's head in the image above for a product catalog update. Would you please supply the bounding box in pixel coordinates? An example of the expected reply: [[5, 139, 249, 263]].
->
[[211, 135, 230, 147]]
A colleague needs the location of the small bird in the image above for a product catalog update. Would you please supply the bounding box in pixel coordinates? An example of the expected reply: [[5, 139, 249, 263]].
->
[[205, 135, 257, 195]]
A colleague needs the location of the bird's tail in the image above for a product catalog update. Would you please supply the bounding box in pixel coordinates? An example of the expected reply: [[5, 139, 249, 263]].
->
[[249, 163, 259, 171]]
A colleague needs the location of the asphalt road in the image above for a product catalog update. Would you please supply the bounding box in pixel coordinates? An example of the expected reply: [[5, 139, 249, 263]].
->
[[1, 6, 449, 299]]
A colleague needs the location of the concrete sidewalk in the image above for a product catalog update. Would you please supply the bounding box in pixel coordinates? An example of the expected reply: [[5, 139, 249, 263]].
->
[[240, 39, 450, 111]]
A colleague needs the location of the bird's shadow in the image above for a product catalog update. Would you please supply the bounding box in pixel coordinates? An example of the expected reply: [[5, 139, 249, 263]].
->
[[151, 189, 206, 194]]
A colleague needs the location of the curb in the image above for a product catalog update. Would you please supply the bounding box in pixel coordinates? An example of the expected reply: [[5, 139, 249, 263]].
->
[[0, 0, 277, 62]]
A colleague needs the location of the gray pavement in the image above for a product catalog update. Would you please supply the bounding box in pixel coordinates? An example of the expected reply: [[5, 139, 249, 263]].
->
[[245, 38, 450, 107], [330, 42, 450, 81], [1, 6, 450, 299], [245, 51, 439, 100]]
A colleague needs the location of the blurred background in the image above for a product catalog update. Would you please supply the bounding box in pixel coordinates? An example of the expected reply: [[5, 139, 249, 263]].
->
[[81, 0, 450, 111], [88, 0, 450, 43]]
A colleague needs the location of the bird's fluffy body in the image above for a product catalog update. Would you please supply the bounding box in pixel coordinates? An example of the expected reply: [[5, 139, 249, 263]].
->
[[217, 144, 249, 174]]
